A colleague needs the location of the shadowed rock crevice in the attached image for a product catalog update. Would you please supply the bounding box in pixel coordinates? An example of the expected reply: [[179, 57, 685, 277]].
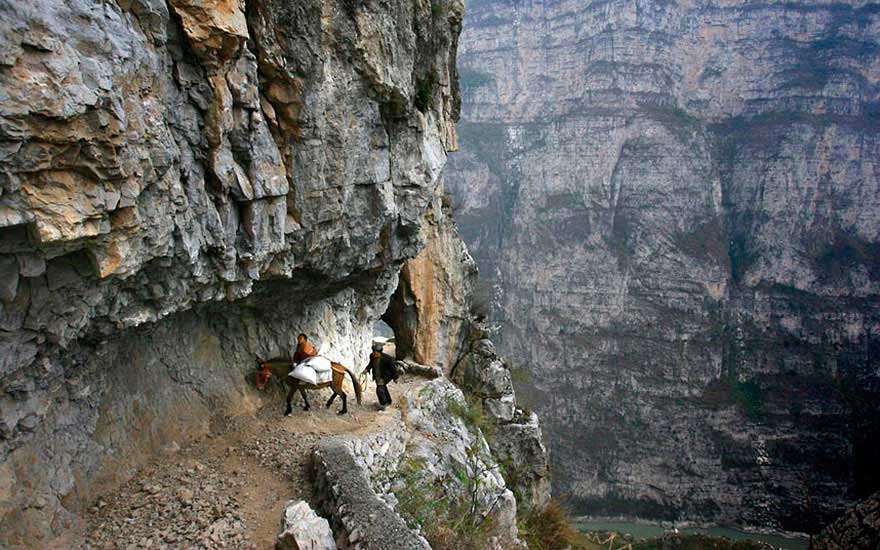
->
[[383, 185, 477, 375]]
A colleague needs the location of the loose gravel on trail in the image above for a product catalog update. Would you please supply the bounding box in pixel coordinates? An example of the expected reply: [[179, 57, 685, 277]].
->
[[82, 378, 416, 550], [83, 412, 320, 550]]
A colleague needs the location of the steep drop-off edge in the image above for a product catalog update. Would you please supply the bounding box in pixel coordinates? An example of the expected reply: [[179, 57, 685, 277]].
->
[[0, 0, 554, 546]]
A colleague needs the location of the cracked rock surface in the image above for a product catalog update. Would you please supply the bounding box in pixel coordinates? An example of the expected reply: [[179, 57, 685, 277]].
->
[[446, 0, 880, 532], [0, 0, 464, 545]]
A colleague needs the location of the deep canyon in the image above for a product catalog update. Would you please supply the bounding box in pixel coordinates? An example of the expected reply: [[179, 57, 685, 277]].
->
[[446, 0, 880, 534], [1, 0, 879, 547]]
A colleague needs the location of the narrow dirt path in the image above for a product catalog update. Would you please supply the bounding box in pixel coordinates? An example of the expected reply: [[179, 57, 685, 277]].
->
[[82, 377, 421, 550]]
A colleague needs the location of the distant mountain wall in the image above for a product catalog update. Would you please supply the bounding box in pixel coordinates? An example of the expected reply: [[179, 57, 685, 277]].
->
[[446, 0, 880, 532]]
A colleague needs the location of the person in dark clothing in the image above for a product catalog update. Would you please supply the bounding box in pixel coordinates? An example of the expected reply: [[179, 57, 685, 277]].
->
[[364, 341, 398, 409], [293, 333, 317, 364]]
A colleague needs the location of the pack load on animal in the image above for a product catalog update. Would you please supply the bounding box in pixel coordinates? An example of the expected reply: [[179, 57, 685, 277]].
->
[[306, 355, 332, 372], [290, 341, 333, 384], [290, 355, 333, 385], [290, 363, 318, 385], [257, 336, 363, 415]]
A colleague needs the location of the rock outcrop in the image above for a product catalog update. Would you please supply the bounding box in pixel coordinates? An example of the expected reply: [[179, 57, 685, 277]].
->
[[276, 500, 336, 550], [454, 335, 551, 511], [312, 411, 426, 550], [0, 0, 466, 545], [384, 183, 478, 374], [312, 378, 528, 549], [813, 491, 880, 550], [446, 0, 880, 532]]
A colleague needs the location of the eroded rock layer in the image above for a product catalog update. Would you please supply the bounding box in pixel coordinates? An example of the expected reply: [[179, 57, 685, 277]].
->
[[0, 0, 464, 545], [814, 490, 880, 550], [385, 183, 478, 374], [446, 0, 880, 531]]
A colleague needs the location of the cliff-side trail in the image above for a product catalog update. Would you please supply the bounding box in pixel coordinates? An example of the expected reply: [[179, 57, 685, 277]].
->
[[83, 377, 421, 550], [0, 0, 466, 542]]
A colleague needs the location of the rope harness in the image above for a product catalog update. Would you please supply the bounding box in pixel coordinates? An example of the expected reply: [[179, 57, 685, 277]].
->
[[255, 362, 271, 390]]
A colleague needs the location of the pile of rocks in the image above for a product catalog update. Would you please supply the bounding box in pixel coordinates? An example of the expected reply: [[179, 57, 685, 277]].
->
[[84, 414, 323, 549], [241, 428, 320, 494], [84, 455, 250, 549]]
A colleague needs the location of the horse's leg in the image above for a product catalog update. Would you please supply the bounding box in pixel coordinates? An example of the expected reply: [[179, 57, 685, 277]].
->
[[300, 388, 310, 410], [285, 379, 296, 416], [338, 390, 348, 415], [326, 391, 337, 408]]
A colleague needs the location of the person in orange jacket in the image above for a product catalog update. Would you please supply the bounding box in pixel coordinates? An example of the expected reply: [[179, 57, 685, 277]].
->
[[293, 333, 318, 365]]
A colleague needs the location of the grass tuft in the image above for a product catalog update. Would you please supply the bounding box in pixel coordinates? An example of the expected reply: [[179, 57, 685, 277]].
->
[[518, 500, 600, 550], [394, 455, 497, 550]]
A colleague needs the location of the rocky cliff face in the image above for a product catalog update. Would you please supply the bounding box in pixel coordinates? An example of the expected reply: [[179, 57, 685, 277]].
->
[[446, 0, 880, 532], [0, 0, 468, 545], [385, 182, 478, 374], [814, 490, 880, 550]]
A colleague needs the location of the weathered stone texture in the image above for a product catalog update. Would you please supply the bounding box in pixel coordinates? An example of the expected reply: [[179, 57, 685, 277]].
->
[[393, 378, 522, 546], [313, 434, 430, 550], [276, 499, 337, 550], [0, 0, 464, 545], [813, 490, 880, 550], [384, 184, 478, 374], [453, 336, 551, 510], [446, 0, 880, 532], [312, 378, 524, 549]]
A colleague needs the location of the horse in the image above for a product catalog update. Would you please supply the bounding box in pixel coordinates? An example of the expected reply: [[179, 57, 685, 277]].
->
[[259, 358, 363, 415]]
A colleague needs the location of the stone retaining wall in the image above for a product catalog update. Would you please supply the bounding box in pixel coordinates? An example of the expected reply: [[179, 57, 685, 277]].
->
[[312, 411, 429, 550], [310, 378, 526, 549]]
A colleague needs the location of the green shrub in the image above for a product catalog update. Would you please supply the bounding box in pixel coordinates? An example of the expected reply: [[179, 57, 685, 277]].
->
[[414, 76, 434, 112], [446, 395, 495, 439], [394, 453, 497, 550], [517, 500, 599, 550], [395, 458, 448, 529], [431, 0, 445, 17]]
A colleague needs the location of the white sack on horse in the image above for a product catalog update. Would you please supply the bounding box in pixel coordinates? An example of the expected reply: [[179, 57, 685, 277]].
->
[[315, 370, 333, 384], [290, 364, 318, 385], [305, 355, 332, 373]]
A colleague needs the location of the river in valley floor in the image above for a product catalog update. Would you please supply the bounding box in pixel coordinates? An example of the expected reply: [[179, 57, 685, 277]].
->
[[576, 520, 809, 550]]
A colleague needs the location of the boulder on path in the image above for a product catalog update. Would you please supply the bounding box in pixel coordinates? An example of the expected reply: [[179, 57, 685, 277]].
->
[[276, 499, 336, 550]]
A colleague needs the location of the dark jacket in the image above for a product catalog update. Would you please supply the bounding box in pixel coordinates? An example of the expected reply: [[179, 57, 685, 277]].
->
[[365, 352, 398, 385]]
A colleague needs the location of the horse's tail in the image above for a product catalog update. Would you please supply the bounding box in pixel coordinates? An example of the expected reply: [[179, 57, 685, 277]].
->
[[346, 367, 363, 404]]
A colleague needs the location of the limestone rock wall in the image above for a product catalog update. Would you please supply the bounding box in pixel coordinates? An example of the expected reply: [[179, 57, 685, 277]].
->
[[0, 0, 464, 545], [813, 490, 880, 550], [384, 182, 478, 374], [446, 0, 880, 532], [311, 379, 524, 550], [382, 182, 551, 513], [454, 336, 551, 510]]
